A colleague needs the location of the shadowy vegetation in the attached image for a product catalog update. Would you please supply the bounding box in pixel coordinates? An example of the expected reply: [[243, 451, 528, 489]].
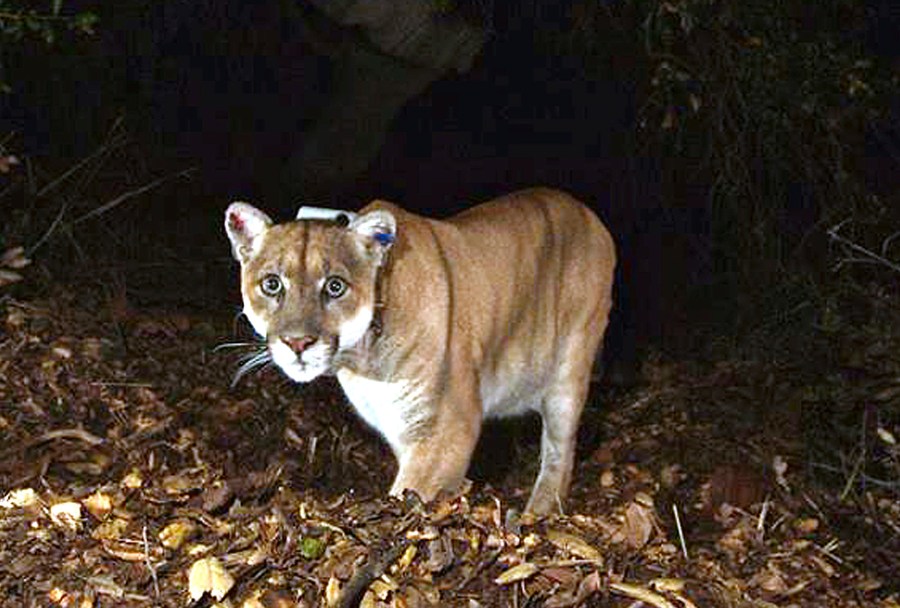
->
[[562, 0, 898, 329], [624, 0, 900, 498], [0, 0, 97, 92]]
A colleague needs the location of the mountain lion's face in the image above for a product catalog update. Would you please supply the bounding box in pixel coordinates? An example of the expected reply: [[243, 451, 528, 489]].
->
[[225, 203, 395, 382]]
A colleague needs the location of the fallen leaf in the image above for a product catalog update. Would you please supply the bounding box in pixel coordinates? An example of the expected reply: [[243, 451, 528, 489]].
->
[[425, 536, 454, 573], [494, 562, 539, 585], [359, 590, 376, 608], [659, 464, 683, 488], [794, 518, 819, 534], [47, 587, 72, 605], [750, 564, 788, 594], [325, 576, 341, 606], [369, 578, 397, 600], [50, 502, 83, 531], [299, 536, 325, 560], [159, 520, 197, 550], [650, 578, 685, 592], [82, 492, 113, 520], [406, 525, 439, 541], [395, 544, 417, 572], [600, 469, 615, 487], [101, 539, 153, 562], [91, 517, 129, 541], [541, 567, 578, 585], [121, 470, 143, 489], [610, 581, 677, 608], [1, 246, 29, 268], [0, 488, 39, 509], [703, 465, 767, 512], [773, 455, 789, 490], [241, 594, 266, 608], [609, 495, 657, 549], [876, 426, 896, 445], [0, 269, 23, 287], [0, 155, 19, 173], [546, 529, 603, 562], [188, 556, 234, 601]]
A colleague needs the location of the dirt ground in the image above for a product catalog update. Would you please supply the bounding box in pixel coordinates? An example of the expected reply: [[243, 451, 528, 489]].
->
[[1, 285, 898, 607]]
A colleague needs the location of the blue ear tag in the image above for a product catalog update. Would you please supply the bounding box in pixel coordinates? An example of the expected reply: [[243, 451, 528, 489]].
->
[[374, 232, 395, 246]]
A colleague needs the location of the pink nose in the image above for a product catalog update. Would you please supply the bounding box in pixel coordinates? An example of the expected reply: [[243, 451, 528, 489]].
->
[[283, 336, 316, 355]]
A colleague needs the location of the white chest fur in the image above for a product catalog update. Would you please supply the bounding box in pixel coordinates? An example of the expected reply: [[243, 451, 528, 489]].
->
[[336, 369, 426, 455]]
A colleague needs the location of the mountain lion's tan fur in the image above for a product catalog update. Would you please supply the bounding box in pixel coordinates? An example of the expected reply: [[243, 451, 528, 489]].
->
[[225, 188, 615, 514]]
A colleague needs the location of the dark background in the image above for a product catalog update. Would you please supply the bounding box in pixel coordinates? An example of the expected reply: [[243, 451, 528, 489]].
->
[[1, 0, 898, 366]]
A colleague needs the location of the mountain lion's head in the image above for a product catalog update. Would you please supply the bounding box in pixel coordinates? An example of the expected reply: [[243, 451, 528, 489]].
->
[[225, 202, 396, 382]]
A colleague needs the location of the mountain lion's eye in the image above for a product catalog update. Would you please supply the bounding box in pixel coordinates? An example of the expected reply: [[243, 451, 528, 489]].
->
[[260, 274, 283, 296], [324, 276, 347, 299]]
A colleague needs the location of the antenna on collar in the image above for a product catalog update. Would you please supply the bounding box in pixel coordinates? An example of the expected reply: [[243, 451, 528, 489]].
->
[[295, 206, 359, 226]]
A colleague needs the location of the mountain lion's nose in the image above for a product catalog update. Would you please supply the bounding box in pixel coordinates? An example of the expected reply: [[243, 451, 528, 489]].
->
[[283, 336, 316, 355]]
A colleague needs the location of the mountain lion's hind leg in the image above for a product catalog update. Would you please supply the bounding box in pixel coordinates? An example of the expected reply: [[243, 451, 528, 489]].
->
[[526, 343, 598, 515]]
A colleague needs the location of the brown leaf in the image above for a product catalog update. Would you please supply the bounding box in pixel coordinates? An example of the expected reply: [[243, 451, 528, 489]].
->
[[202, 480, 235, 513], [82, 492, 112, 520], [424, 536, 454, 573], [1, 246, 30, 269], [793, 518, 819, 534], [91, 517, 129, 541], [159, 520, 198, 550], [0, 269, 23, 287], [609, 494, 657, 549], [494, 562, 539, 585], [610, 581, 678, 608], [188, 556, 235, 601], [325, 576, 342, 606], [545, 529, 603, 562], [702, 465, 767, 514], [49, 502, 82, 531]]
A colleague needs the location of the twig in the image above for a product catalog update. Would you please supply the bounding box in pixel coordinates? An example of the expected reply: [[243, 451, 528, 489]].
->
[[26, 197, 70, 256], [90, 381, 155, 388], [814, 538, 844, 565], [827, 222, 900, 274], [72, 168, 195, 225], [880, 230, 900, 258], [756, 495, 770, 536], [0, 428, 105, 463], [32, 428, 104, 446], [336, 540, 410, 608], [36, 119, 128, 198], [672, 503, 688, 560], [839, 450, 866, 502], [142, 524, 160, 598], [809, 462, 899, 490], [0, 10, 73, 23]]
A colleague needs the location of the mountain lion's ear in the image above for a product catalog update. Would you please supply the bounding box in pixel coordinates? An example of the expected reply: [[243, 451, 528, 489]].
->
[[225, 202, 273, 262], [349, 210, 396, 257]]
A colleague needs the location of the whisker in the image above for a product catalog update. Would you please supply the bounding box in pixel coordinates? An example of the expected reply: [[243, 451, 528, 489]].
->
[[231, 349, 272, 388], [213, 341, 263, 353]]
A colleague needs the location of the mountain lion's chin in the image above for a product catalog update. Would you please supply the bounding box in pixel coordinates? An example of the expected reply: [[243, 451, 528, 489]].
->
[[279, 361, 328, 383]]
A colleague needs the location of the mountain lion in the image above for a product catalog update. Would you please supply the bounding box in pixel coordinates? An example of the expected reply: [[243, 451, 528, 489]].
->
[[225, 188, 615, 514]]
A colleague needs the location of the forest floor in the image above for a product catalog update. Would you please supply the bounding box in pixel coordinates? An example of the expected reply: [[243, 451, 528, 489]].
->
[[0, 282, 898, 608]]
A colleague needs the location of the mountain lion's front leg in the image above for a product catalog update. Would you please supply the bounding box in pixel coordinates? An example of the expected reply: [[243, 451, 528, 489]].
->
[[389, 377, 482, 502]]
